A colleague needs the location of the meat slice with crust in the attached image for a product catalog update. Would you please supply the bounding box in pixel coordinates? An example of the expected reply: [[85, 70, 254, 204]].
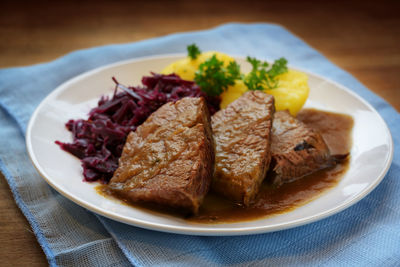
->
[[270, 110, 340, 186], [108, 97, 214, 214], [211, 91, 275, 206]]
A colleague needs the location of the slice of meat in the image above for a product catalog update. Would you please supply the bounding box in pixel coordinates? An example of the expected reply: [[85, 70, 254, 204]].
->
[[211, 91, 275, 206], [107, 97, 214, 214], [270, 110, 339, 186]]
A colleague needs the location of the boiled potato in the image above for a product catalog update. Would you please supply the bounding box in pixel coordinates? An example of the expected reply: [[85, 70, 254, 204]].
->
[[264, 70, 309, 116], [162, 52, 309, 116], [220, 80, 248, 109], [220, 70, 309, 115]]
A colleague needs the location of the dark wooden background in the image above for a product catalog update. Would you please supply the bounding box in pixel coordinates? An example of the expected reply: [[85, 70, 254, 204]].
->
[[0, 0, 399, 265]]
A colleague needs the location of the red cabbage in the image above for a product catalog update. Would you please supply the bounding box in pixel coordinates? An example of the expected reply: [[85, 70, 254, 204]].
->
[[56, 73, 220, 183]]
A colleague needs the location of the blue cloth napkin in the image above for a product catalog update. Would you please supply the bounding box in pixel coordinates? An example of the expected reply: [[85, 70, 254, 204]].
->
[[0, 23, 399, 267]]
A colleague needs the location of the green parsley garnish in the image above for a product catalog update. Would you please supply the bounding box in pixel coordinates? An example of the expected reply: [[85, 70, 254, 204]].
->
[[244, 57, 288, 90], [187, 44, 201, 60], [186, 44, 289, 96], [194, 55, 241, 96]]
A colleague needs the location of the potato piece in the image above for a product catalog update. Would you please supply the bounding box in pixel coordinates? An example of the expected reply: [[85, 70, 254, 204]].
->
[[220, 80, 248, 109], [264, 70, 309, 116], [220, 70, 309, 115], [162, 52, 310, 116]]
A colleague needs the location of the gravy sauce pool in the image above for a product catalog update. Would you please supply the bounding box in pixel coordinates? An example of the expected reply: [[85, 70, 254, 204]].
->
[[97, 108, 354, 223]]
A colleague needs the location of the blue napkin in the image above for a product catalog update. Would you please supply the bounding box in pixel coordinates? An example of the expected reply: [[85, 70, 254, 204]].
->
[[1, 23, 399, 267]]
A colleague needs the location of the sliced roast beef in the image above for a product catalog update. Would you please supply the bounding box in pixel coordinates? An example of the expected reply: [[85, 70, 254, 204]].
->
[[211, 91, 275, 205], [270, 110, 342, 186], [107, 97, 214, 214]]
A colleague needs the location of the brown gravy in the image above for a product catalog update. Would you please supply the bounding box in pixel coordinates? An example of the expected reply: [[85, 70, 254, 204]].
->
[[97, 108, 354, 223]]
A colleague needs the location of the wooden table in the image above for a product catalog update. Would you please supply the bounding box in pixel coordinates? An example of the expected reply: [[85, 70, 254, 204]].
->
[[1, 0, 399, 265]]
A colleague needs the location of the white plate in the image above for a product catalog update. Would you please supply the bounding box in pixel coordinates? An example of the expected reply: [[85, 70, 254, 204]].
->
[[26, 54, 393, 236]]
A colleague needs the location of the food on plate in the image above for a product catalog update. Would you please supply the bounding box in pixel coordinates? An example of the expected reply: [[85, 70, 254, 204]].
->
[[189, 109, 353, 223], [269, 110, 346, 186], [211, 91, 275, 205], [56, 73, 220, 183], [107, 97, 214, 214], [162, 44, 309, 115], [57, 45, 354, 222]]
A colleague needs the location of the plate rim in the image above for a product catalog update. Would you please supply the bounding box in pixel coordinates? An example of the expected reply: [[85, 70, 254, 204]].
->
[[25, 53, 394, 236]]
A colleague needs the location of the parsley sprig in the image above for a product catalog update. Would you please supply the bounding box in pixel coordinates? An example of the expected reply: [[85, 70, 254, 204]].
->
[[187, 44, 201, 60], [194, 55, 242, 96], [244, 57, 288, 91], [186, 44, 288, 96]]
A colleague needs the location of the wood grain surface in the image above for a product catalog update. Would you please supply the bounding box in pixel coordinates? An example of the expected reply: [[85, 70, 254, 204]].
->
[[0, 0, 399, 266]]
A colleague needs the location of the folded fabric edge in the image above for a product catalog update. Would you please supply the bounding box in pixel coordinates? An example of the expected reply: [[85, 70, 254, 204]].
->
[[0, 99, 27, 136], [0, 157, 58, 267], [95, 214, 142, 267]]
